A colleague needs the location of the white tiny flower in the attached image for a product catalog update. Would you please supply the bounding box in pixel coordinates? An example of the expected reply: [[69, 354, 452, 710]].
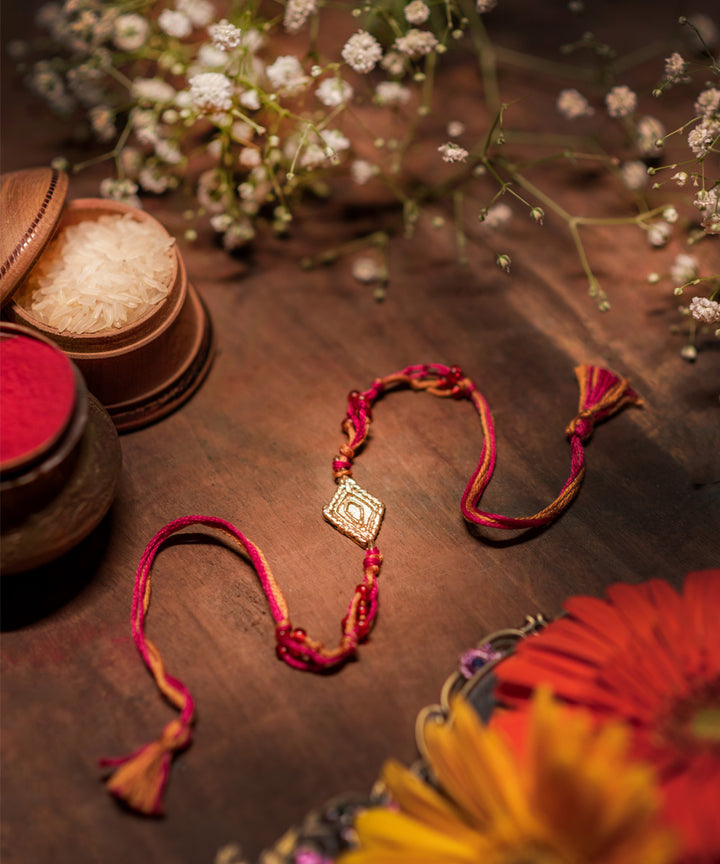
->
[[375, 81, 412, 106], [664, 52, 689, 84], [672, 171, 688, 186], [99, 177, 141, 208], [680, 344, 698, 361], [113, 13, 149, 51], [496, 253, 511, 273], [662, 206, 679, 224], [133, 78, 176, 104], [175, 0, 214, 28], [223, 220, 255, 251], [342, 31, 383, 74], [689, 296, 720, 324], [670, 253, 698, 286], [688, 118, 720, 158], [477, 0, 497, 11], [189, 72, 233, 113], [556, 88, 594, 119], [438, 142, 469, 163], [196, 43, 228, 69], [266, 55, 309, 92], [380, 50, 406, 76], [646, 221, 671, 247], [239, 147, 262, 168], [694, 187, 720, 233], [316, 77, 353, 107], [320, 128, 350, 158], [483, 202, 512, 228], [447, 121, 466, 137], [394, 29, 438, 58], [89, 105, 115, 142], [210, 213, 233, 232], [351, 159, 377, 185], [240, 89, 261, 110], [208, 19, 243, 51], [694, 88, 720, 119], [620, 160, 648, 191], [606, 85, 637, 118], [119, 147, 143, 178], [139, 166, 169, 194], [131, 108, 160, 145], [636, 115, 665, 156], [404, 0, 430, 25], [352, 256, 383, 283], [283, 0, 317, 33], [158, 9, 193, 39], [231, 121, 254, 143]]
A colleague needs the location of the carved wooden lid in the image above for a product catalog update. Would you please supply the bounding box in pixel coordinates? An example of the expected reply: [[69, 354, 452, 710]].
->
[[0, 167, 69, 306]]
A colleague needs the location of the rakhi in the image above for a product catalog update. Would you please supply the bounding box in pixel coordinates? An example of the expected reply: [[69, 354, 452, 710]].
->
[[102, 362, 640, 815]]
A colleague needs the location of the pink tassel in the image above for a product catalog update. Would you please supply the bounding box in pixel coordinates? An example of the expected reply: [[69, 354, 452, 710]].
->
[[565, 364, 641, 442]]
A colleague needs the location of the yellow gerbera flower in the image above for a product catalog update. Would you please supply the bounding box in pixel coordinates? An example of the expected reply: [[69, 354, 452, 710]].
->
[[341, 689, 676, 864]]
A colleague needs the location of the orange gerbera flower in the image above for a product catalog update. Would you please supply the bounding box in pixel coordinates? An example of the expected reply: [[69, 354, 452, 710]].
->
[[340, 690, 675, 864], [495, 570, 720, 862]]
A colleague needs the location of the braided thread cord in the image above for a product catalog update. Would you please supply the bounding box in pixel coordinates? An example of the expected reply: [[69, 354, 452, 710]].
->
[[103, 362, 640, 815]]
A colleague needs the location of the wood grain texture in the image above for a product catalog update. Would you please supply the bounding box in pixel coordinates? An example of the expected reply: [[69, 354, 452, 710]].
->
[[1, 2, 718, 863]]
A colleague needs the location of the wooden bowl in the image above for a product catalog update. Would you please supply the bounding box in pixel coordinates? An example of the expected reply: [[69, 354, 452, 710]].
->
[[1, 169, 214, 432], [0, 323, 122, 574]]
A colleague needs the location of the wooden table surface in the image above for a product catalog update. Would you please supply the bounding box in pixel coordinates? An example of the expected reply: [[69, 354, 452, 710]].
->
[[2, 3, 718, 862]]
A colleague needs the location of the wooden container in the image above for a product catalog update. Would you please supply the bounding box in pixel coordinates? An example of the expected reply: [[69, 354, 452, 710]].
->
[[0, 167, 214, 432], [0, 322, 121, 574]]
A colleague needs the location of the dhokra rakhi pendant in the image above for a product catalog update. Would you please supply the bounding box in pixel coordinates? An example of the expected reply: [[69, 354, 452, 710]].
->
[[323, 477, 385, 548]]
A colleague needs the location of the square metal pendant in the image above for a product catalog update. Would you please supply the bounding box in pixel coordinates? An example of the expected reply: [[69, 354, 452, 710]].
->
[[323, 477, 385, 548]]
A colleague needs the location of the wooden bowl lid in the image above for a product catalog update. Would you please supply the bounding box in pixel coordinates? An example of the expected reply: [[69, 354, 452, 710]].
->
[[0, 167, 69, 306]]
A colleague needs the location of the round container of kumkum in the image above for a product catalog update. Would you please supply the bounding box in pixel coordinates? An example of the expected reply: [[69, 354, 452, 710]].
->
[[0, 167, 214, 432], [0, 323, 121, 574]]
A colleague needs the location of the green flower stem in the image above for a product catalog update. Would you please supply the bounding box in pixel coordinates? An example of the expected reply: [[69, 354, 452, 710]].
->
[[300, 230, 389, 268]]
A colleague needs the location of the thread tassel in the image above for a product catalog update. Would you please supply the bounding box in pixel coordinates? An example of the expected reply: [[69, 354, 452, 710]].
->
[[566, 364, 641, 442], [101, 718, 192, 816]]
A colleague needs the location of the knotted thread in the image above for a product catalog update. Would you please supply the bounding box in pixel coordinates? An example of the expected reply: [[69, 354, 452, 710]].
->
[[104, 362, 640, 815]]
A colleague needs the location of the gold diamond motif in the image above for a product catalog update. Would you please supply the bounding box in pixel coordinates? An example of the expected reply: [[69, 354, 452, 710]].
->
[[323, 477, 385, 548]]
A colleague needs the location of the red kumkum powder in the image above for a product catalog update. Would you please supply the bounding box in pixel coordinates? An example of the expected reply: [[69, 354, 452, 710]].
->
[[0, 333, 76, 469]]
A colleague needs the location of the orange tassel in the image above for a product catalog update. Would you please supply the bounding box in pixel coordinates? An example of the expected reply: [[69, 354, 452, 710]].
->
[[101, 718, 192, 816], [565, 364, 641, 442]]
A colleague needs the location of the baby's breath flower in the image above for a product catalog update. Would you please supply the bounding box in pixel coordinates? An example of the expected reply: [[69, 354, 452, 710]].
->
[[664, 52, 689, 84], [447, 121, 466, 137], [636, 115, 665, 156], [688, 118, 720, 158], [394, 29, 438, 58], [662, 206, 678, 224], [283, 0, 317, 33], [113, 13, 149, 51], [139, 165, 169, 194], [620, 159, 648, 190], [680, 344, 698, 361], [483, 202, 512, 228], [342, 31, 383, 73], [351, 159, 377, 185], [158, 9, 193, 39], [133, 78, 176, 104], [131, 107, 160, 144], [438, 141, 469, 163], [240, 89, 261, 110], [100, 177, 141, 207], [155, 139, 182, 164], [404, 0, 430, 25], [375, 81, 411, 106], [694, 187, 720, 233], [352, 256, 383, 283], [646, 221, 671, 247], [320, 129, 350, 159], [266, 55, 309, 92], [556, 88, 594, 119], [176, 0, 214, 28], [605, 85, 637, 118], [380, 50, 406, 76], [222, 219, 255, 251], [477, 0, 497, 11], [208, 19, 243, 51], [689, 296, 720, 323], [672, 171, 688, 186], [530, 206, 544, 224], [316, 77, 353, 107], [694, 88, 720, 119], [119, 147, 144, 178], [89, 104, 115, 141], [189, 72, 233, 113], [670, 253, 698, 286]]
